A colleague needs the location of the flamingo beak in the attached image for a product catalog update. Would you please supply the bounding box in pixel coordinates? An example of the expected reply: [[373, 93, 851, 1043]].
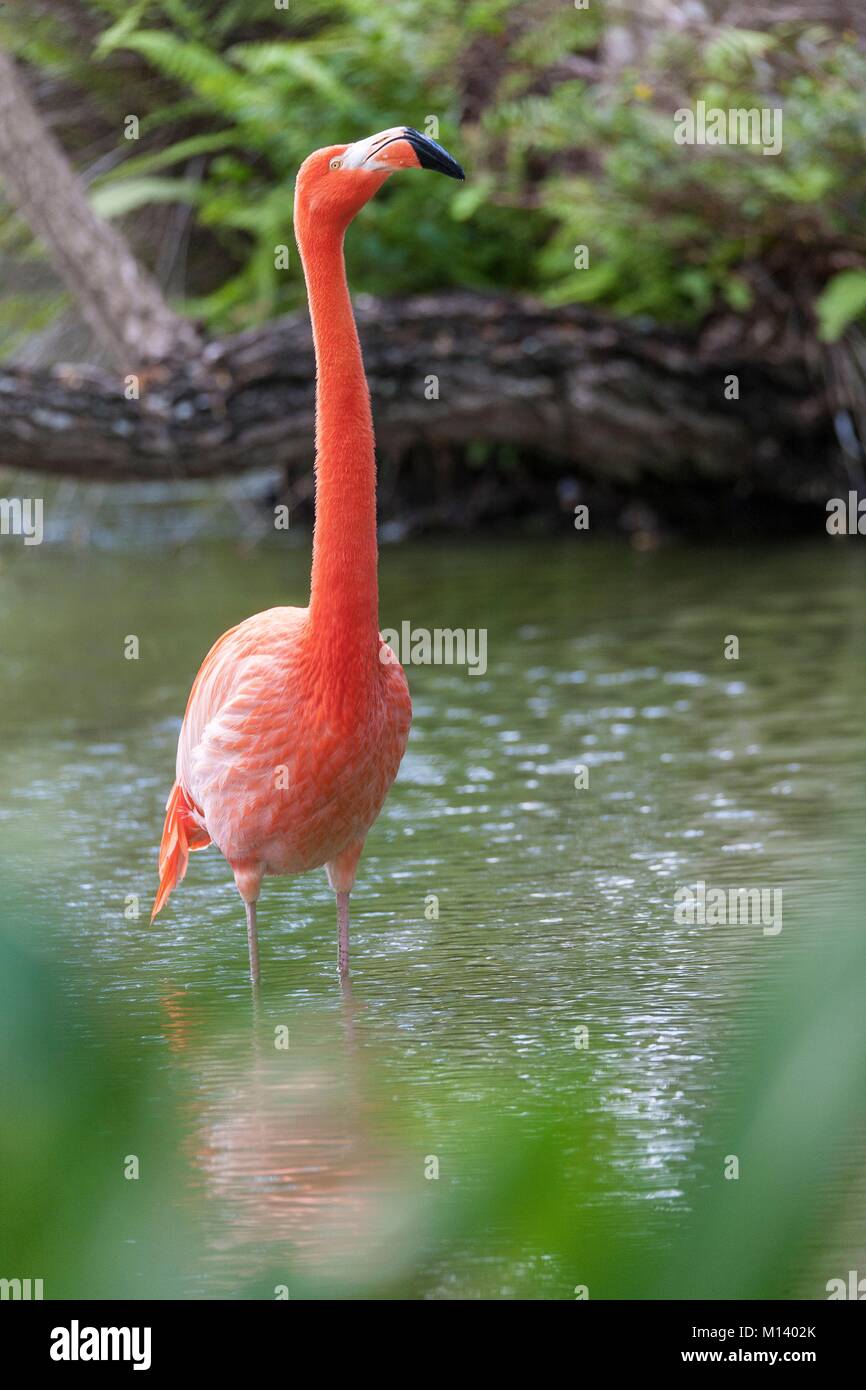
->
[[401, 128, 465, 180], [343, 127, 465, 180]]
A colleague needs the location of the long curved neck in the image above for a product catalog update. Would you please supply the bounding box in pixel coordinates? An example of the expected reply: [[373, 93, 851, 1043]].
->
[[296, 213, 379, 659]]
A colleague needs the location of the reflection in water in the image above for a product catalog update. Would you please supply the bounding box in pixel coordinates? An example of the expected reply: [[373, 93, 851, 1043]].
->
[[160, 978, 413, 1296], [1, 536, 864, 1296]]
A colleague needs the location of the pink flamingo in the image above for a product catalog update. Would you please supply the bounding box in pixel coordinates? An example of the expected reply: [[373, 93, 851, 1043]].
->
[[152, 128, 464, 983]]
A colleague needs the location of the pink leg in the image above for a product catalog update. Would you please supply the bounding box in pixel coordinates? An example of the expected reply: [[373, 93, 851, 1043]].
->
[[232, 862, 263, 989], [245, 900, 260, 987], [327, 843, 362, 983], [337, 891, 350, 979]]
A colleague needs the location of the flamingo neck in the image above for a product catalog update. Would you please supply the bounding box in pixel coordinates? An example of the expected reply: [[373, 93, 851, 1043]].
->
[[297, 216, 379, 666]]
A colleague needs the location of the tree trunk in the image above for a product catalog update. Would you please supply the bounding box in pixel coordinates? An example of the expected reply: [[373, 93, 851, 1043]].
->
[[0, 50, 200, 366]]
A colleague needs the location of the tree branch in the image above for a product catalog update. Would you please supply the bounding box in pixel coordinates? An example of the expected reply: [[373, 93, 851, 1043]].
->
[[0, 293, 836, 500]]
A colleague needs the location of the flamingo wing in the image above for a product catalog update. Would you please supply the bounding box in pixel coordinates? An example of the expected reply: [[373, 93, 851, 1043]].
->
[[152, 607, 306, 918]]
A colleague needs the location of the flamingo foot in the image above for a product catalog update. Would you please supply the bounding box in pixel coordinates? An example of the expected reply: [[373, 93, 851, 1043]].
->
[[337, 891, 350, 979]]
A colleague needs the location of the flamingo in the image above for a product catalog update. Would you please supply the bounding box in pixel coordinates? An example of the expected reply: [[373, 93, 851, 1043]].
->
[[151, 128, 465, 984]]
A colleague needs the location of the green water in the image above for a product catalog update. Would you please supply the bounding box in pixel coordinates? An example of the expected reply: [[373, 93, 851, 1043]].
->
[[1, 535, 864, 1299]]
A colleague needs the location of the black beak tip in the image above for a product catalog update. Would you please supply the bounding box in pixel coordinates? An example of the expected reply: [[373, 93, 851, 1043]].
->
[[404, 127, 465, 180]]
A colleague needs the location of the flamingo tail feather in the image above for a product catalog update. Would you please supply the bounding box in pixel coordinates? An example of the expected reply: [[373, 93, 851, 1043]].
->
[[151, 782, 210, 920]]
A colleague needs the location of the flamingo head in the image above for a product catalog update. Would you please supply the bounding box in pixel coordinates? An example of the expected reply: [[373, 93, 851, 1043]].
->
[[295, 126, 464, 229]]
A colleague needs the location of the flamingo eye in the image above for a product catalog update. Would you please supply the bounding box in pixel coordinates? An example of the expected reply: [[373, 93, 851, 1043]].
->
[[329, 158, 342, 170]]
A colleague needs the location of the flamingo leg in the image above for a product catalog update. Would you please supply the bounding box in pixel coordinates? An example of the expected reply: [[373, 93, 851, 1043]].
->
[[337, 892, 350, 979], [245, 900, 260, 987]]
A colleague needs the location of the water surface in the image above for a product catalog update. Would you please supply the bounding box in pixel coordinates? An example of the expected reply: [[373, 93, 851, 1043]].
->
[[1, 535, 863, 1298]]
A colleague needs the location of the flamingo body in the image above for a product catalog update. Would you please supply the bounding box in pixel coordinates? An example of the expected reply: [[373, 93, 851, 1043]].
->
[[152, 126, 463, 979], [155, 607, 411, 914]]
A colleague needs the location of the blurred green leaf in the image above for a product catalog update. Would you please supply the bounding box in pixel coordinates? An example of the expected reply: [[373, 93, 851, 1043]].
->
[[90, 176, 204, 218], [816, 269, 866, 342]]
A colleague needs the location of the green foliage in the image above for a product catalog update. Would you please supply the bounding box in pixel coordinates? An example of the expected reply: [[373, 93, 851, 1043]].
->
[[533, 27, 866, 324], [816, 269, 866, 342], [1, 4, 866, 338]]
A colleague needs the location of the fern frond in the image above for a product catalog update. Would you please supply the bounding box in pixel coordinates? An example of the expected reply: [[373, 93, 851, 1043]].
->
[[89, 176, 204, 219], [92, 131, 239, 184]]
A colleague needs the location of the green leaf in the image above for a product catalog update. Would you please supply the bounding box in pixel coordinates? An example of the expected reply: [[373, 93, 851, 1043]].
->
[[231, 41, 358, 113], [816, 269, 866, 342], [91, 131, 239, 184], [89, 177, 204, 218], [114, 31, 265, 121], [705, 27, 774, 80], [723, 274, 754, 313], [450, 174, 494, 222], [93, 0, 149, 58]]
